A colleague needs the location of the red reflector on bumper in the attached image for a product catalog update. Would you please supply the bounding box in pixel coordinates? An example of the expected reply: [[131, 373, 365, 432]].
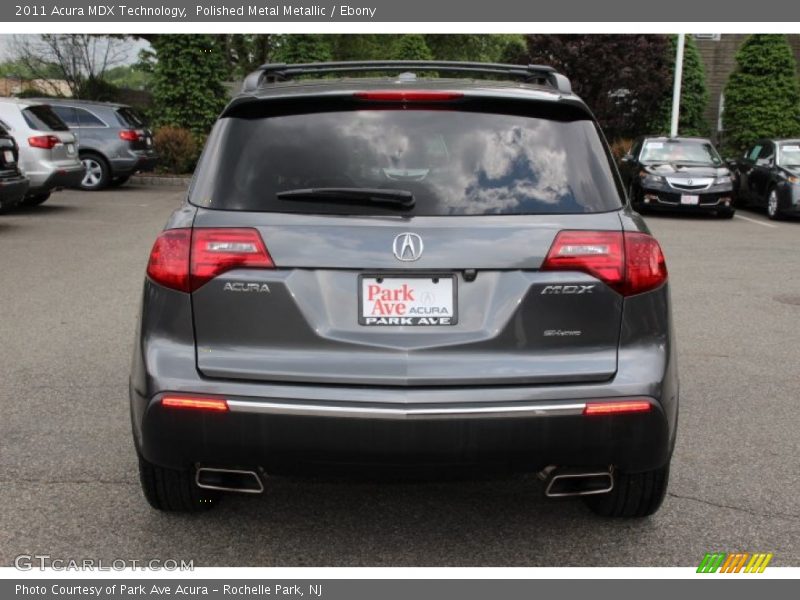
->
[[161, 396, 229, 412], [583, 400, 652, 416]]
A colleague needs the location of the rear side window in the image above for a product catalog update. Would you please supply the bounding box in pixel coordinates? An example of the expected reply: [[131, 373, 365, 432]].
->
[[52, 105, 79, 127], [22, 105, 69, 132], [191, 109, 623, 215], [115, 107, 146, 128]]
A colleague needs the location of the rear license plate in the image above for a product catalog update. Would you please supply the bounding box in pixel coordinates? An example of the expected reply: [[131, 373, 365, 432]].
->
[[681, 194, 699, 205], [3, 150, 14, 164], [359, 275, 457, 326], [66, 143, 75, 155], [146, 137, 153, 147]]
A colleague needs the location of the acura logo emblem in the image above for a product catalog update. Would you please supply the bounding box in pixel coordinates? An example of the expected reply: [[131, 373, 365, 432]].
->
[[392, 232, 423, 262], [687, 179, 694, 185]]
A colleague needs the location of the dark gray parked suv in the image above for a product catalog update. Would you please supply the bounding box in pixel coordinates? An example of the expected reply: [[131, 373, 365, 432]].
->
[[131, 61, 678, 518], [33, 99, 158, 190]]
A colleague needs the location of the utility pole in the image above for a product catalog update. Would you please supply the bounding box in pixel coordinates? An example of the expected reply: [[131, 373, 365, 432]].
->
[[670, 33, 686, 137]]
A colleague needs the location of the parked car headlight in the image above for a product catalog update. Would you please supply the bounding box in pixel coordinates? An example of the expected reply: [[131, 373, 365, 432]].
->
[[713, 175, 735, 185], [787, 175, 800, 185], [639, 171, 665, 187]]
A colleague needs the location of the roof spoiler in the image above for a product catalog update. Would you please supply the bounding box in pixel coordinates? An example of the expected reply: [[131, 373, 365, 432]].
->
[[241, 60, 572, 95]]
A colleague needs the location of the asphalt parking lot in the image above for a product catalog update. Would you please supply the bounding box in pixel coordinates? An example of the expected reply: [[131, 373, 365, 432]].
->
[[0, 185, 798, 567]]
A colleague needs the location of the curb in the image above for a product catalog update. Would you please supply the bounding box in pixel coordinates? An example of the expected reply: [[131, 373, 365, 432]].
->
[[130, 175, 191, 187]]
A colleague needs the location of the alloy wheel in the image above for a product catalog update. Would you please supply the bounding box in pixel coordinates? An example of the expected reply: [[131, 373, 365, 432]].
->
[[81, 158, 103, 188]]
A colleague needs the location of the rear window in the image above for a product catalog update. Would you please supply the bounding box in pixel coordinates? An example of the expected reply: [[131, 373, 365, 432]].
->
[[22, 105, 69, 132], [191, 108, 623, 215], [115, 107, 146, 128]]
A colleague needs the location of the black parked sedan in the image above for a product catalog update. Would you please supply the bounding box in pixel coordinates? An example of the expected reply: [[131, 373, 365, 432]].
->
[[0, 121, 29, 214], [731, 139, 800, 220], [620, 136, 735, 218]]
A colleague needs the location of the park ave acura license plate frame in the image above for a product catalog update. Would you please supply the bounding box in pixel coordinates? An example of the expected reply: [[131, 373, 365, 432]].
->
[[358, 274, 457, 326]]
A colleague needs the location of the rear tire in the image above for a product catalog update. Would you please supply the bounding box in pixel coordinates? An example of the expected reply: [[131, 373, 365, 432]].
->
[[79, 153, 111, 191], [137, 450, 219, 512], [584, 463, 670, 518], [21, 192, 51, 207]]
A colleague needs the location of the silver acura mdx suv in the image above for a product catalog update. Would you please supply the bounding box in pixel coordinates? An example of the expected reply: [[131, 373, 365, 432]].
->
[[0, 99, 83, 206], [131, 61, 678, 518]]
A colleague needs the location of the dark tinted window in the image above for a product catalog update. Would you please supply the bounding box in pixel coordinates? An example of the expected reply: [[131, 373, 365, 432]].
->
[[191, 109, 623, 215], [115, 107, 146, 128], [757, 143, 774, 161], [76, 108, 106, 127], [52, 105, 79, 127], [22, 105, 69, 132]]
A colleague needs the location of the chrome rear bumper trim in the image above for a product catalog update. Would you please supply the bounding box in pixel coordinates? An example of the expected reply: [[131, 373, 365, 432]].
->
[[225, 400, 587, 420]]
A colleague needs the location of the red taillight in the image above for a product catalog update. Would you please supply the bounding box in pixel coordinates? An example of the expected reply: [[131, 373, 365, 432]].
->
[[145, 228, 274, 292], [621, 232, 668, 296], [161, 395, 229, 412], [146, 228, 191, 292], [28, 135, 60, 149], [541, 231, 667, 296], [119, 129, 141, 142], [354, 90, 464, 102], [583, 400, 652, 415], [191, 228, 273, 290]]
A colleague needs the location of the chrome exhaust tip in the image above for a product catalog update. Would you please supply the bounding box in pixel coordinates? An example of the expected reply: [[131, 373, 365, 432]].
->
[[195, 467, 264, 494], [544, 467, 614, 498]]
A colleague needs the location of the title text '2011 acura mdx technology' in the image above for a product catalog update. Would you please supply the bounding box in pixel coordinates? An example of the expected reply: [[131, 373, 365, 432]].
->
[[130, 61, 678, 518]]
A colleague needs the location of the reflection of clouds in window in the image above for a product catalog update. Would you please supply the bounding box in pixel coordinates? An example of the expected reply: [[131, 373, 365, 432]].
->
[[438, 120, 570, 214], [208, 110, 620, 215]]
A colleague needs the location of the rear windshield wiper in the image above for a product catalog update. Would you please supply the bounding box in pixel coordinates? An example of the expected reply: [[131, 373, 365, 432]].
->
[[276, 187, 414, 208]]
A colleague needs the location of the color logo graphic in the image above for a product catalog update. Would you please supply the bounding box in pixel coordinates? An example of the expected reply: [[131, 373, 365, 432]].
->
[[697, 552, 773, 573]]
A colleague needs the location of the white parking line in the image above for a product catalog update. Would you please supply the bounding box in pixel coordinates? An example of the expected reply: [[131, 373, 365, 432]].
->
[[734, 214, 778, 228]]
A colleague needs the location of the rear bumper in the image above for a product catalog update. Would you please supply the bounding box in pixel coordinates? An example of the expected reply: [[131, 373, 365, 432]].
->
[[133, 390, 671, 474], [28, 165, 84, 194], [110, 152, 158, 177], [0, 175, 29, 209]]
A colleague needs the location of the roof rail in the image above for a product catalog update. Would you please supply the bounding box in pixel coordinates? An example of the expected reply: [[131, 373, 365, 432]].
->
[[241, 60, 572, 94]]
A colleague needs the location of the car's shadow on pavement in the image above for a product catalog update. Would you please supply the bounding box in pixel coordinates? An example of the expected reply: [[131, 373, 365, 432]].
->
[[136, 473, 661, 567], [10, 203, 79, 216]]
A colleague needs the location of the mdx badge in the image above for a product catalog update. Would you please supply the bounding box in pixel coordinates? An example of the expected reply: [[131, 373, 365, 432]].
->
[[541, 284, 595, 295], [393, 233, 423, 262]]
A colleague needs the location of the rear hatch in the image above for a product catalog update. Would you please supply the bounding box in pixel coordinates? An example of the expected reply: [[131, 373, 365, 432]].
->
[[188, 94, 627, 387], [115, 106, 155, 151], [22, 105, 78, 162]]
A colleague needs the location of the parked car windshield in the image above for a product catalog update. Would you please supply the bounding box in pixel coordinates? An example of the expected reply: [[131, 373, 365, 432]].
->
[[640, 139, 723, 166], [777, 142, 800, 167], [191, 108, 623, 215], [22, 105, 69, 132]]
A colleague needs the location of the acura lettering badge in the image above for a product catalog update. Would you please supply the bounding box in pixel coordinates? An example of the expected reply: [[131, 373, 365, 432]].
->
[[393, 233, 423, 262]]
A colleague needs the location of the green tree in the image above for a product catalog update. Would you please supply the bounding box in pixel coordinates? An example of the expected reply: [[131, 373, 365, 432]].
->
[[390, 35, 433, 61], [651, 35, 710, 137], [148, 35, 228, 135], [722, 34, 800, 154], [273, 35, 333, 64], [424, 35, 524, 62]]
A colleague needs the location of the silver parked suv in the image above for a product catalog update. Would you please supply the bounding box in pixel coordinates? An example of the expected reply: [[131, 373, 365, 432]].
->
[[131, 62, 679, 518], [0, 99, 83, 206], [32, 98, 158, 191]]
